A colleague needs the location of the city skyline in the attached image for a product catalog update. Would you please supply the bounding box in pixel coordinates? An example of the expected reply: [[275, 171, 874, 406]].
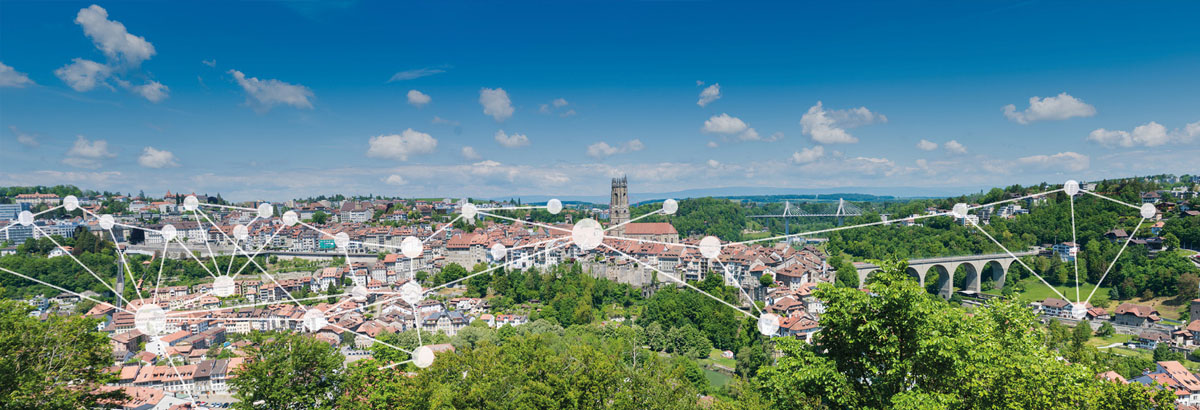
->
[[2, 1, 1199, 201]]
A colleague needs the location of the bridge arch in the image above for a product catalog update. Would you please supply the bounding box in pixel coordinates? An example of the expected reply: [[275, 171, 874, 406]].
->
[[926, 264, 953, 299]]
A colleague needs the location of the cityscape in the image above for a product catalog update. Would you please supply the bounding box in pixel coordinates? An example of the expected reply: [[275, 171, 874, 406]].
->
[[2, 1, 1200, 409]]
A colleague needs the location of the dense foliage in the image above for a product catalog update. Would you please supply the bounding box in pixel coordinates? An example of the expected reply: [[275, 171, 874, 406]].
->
[[0, 297, 125, 409], [631, 197, 748, 241], [754, 260, 1175, 409], [231, 332, 346, 410]]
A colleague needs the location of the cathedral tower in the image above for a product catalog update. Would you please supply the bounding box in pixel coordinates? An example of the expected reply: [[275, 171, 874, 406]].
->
[[610, 176, 630, 235]]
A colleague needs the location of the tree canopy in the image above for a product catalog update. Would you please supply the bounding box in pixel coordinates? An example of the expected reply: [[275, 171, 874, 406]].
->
[[754, 259, 1174, 409]]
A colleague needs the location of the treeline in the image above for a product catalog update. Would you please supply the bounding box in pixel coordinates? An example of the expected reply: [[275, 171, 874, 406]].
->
[[0, 236, 267, 302], [826, 183, 1200, 301], [631, 197, 747, 241]]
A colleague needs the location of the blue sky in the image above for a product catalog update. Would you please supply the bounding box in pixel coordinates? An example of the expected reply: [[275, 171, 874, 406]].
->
[[1, 1, 1198, 201]]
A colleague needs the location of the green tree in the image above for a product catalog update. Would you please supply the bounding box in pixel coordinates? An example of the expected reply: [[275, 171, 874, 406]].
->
[[311, 211, 330, 224], [1153, 343, 1185, 362], [755, 259, 1174, 409], [0, 298, 125, 409], [1164, 233, 1181, 251], [231, 333, 345, 409], [1095, 321, 1115, 338]]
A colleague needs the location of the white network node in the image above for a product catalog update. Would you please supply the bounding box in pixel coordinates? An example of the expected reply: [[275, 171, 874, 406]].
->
[[0, 177, 1156, 396], [213, 275, 236, 297], [63, 195, 80, 211], [662, 198, 679, 215], [571, 218, 604, 250]]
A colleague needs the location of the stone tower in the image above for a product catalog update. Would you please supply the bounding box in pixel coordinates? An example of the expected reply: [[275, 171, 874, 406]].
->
[[610, 176, 630, 235]]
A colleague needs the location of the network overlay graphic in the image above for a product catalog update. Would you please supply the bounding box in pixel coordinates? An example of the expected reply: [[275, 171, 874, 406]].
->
[[0, 179, 1156, 407]]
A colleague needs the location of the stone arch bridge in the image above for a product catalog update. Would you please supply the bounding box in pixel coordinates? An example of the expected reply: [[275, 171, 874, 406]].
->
[[853, 250, 1041, 299]]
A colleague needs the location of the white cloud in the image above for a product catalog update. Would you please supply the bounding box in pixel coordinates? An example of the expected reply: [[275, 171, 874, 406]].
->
[[130, 80, 169, 102], [697, 83, 721, 107], [366, 129, 438, 161], [540, 98, 573, 116], [1003, 92, 1095, 124], [63, 135, 115, 169], [494, 130, 530, 148], [706, 141, 718, 148], [1087, 120, 1198, 147], [407, 89, 431, 107], [789, 146, 825, 164], [707, 159, 721, 168], [1017, 151, 1090, 172], [228, 70, 314, 111], [944, 140, 967, 154], [138, 146, 179, 168], [202, 59, 217, 67], [74, 5, 155, 66], [67, 135, 115, 159], [800, 101, 886, 144], [916, 139, 938, 151], [479, 88, 514, 122], [461, 146, 481, 160], [586, 139, 644, 159], [10, 126, 38, 147], [388, 67, 446, 82], [0, 62, 34, 87], [55, 58, 111, 91], [703, 113, 747, 134], [383, 174, 408, 185], [702, 113, 762, 141]]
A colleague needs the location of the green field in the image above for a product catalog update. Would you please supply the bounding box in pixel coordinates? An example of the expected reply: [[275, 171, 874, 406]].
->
[[1087, 333, 1132, 349], [984, 277, 1112, 305], [698, 348, 736, 369], [703, 369, 732, 388]]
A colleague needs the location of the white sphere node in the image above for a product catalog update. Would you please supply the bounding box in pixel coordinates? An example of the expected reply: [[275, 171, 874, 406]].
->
[[571, 218, 604, 251], [282, 211, 299, 226], [1141, 203, 1156, 219], [183, 195, 200, 211], [98, 214, 115, 230], [351, 285, 368, 302], [413, 345, 436, 368], [490, 243, 507, 260], [135, 304, 167, 336], [146, 338, 167, 356], [17, 211, 34, 226], [952, 203, 969, 219], [161, 224, 177, 242], [302, 309, 327, 332], [334, 232, 350, 249], [1064, 180, 1080, 197], [233, 224, 249, 241], [460, 202, 478, 219], [401, 236, 423, 259], [63, 195, 80, 211], [662, 199, 679, 215], [699, 236, 721, 259], [546, 198, 563, 215], [758, 313, 781, 336], [257, 203, 273, 218], [400, 280, 424, 306], [213, 275, 236, 297]]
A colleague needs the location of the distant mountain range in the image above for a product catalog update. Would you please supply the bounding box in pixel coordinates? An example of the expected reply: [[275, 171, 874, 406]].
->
[[496, 185, 983, 206]]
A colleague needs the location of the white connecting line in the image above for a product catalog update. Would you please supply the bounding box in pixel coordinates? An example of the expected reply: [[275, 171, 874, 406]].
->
[[602, 242, 757, 319], [715, 258, 764, 316], [605, 209, 663, 232]]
